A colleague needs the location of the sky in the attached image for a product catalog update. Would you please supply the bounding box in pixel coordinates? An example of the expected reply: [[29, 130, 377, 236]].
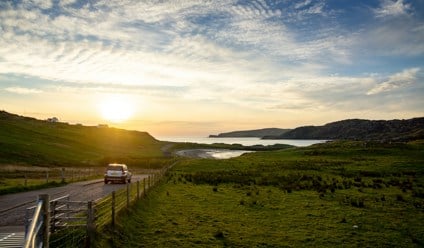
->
[[0, 0, 423, 137]]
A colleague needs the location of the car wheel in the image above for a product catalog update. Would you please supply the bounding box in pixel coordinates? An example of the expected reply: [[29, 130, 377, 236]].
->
[[104, 179, 108, 184]]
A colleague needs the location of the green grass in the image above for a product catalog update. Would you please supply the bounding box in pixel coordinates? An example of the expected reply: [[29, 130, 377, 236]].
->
[[0, 168, 104, 195], [0, 180, 69, 195], [97, 140, 424, 247]]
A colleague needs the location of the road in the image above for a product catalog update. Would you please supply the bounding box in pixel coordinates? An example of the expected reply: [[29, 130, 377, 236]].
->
[[0, 174, 149, 231]]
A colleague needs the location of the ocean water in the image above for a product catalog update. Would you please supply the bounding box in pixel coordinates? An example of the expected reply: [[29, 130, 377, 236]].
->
[[156, 136, 327, 147], [175, 149, 254, 159]]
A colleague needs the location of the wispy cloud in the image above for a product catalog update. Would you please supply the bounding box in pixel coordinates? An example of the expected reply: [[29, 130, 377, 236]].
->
[[367, 68, 420, 95], [4, 86, 43, 94], [24, 0, 53, 10], [374, 0, 411, 18]]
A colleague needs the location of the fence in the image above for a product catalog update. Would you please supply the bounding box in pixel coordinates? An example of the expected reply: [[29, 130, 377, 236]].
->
[[0, 167, 105, 192], [23, 194, 49, 248], [24, 164, 172, 247]]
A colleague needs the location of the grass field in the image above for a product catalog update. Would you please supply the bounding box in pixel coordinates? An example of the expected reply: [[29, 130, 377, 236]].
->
[[98, 140, 424, 247]]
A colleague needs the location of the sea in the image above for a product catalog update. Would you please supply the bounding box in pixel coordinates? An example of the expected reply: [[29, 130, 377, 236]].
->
[[156, 136, 327, 147]]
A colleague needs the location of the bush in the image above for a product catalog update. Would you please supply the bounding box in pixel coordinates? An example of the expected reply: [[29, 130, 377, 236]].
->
[[350, 197, 365, 208]]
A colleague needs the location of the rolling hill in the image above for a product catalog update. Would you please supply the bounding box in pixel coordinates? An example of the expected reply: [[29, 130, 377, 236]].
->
[[209, 128, 291, 138], [264, 118, 424, 141], [0, 111, 165, 167]]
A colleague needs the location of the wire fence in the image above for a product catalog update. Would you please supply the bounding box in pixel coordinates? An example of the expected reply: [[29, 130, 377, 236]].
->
[[0, 167, 104, 193], [0, 167, 152, 195], [47, 164, 173, 247]]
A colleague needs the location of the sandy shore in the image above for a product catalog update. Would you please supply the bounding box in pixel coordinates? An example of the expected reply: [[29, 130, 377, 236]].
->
[[175, 149, 253, 159]]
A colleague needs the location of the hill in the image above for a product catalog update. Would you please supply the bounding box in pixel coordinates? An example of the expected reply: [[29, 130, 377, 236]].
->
[[209, 128, 291, 138], [0, 111, 165, 167], [264, 118, 424, 141]]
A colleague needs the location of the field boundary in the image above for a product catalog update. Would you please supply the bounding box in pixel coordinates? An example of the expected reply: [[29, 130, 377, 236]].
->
[[23, 162, 177, 247]]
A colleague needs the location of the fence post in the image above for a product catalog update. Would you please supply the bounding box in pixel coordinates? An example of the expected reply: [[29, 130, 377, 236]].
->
[[148, 175, 151, 189], [126, 184, 130, 209], [66, 195, 70, 221], [86, 201, 95, 247], [46, 170, 49, 183], [51, 201, 57, 233], [24, 208, 29, 237], [39, 194, 50, 248], [111, 191, 115, 228], [61, 168, 65, 183], [137, 181, 140, 200], [24, 173, 27, 187], [143, 178, 146, 197]]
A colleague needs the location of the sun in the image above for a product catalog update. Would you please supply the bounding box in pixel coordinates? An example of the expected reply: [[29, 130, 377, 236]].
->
[[98, 95, 135, 123]]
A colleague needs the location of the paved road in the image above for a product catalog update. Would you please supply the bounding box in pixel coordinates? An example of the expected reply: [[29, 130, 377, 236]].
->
[[0, 174, 149, 231]]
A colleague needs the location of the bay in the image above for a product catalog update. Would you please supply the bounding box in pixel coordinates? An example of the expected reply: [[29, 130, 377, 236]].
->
[[156, 136, 327, 147]]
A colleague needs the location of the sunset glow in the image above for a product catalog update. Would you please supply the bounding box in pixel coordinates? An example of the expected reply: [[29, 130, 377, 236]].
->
[[0, 0, 423, 136], [98, 95, 135, 123]]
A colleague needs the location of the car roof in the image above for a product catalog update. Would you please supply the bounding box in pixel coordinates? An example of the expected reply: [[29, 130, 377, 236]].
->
[[107, 163, 127, 167]]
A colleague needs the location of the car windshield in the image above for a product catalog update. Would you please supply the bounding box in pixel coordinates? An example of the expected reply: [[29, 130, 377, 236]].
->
[[107, 166, 123, 171]]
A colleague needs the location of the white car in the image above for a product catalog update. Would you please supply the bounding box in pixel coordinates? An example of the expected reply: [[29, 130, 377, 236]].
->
[[104, 163, 132, 184]]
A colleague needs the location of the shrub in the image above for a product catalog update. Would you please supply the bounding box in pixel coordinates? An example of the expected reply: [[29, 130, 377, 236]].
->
[[350, 197, 365, 208], [396, 194, 405, 202]]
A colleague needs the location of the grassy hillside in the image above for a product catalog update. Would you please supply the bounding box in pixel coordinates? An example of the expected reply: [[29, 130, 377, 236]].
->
[[272, 118, 424, 141], [100, 140, 424, 247], [0, 111, 167, 168]]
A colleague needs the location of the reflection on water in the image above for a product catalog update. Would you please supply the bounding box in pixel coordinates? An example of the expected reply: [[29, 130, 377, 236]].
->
[[205, 149, 254, 159], [176, 149, 253, 159]]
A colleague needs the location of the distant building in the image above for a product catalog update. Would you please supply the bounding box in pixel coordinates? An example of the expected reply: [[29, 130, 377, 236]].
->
[[47, 117, 59, 122], [98, 124, 109, 128]]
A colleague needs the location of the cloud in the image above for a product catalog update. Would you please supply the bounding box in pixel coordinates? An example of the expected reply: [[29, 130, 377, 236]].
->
[[374, 0, 411, 18], [59, 0, 77, 7], [0, 0, 423, 127], [294, 0, 313, 10], [4, 86, 43, 94], [367, 68, 420, 95], [24, 0, 53, 10], [0, 0, 355, 85]]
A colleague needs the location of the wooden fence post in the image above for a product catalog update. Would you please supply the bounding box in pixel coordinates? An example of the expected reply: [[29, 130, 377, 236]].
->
[[143, 178, 146, 197], [39, 194, 50, 248], [66, 195, 70, 221], [111, 191, 115, 228], [46, 170, 49, 183], [126, 184, 130, 209], [86, 201, 95, 247], [137, 181, 140, 200], [148, 175, 151, 189], [61, 168, 65, 183], [51, 201, 57, 233], [24, 173, 27, 187]]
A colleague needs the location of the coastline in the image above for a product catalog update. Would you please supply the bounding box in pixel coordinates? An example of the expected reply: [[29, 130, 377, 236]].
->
[[175, 149, 253, 159]]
